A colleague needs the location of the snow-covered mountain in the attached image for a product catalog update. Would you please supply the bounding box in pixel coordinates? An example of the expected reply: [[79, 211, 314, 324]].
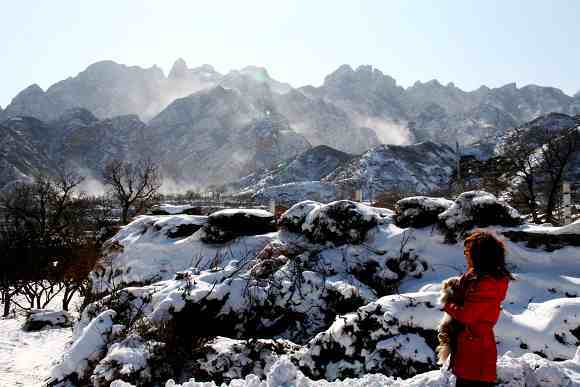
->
[[0, 117, 57, 188], [0, 109, 150, 186], [325, 141, 457, 194], [2, 59, 580, 190], [227, 141, 456, 203], [230, 145, 353, 194]]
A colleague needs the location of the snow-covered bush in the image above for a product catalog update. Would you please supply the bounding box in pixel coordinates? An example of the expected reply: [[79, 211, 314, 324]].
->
[[190, 337, 301, 383], [90, 335, 166, 387], [22, 309, 73, 331], [439, 191, 522, 240], [200, 209, 276, 243], [299, 292, 440, 380], [394, 196, 453, 228]]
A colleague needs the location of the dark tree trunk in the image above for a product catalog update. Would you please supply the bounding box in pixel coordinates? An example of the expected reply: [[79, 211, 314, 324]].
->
[[2, 291, 10, 317], [122, 205, 130, 225]]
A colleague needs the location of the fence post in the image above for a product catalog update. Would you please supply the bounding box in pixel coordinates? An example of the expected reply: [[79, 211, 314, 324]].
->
[[563, 182, 572, 225]]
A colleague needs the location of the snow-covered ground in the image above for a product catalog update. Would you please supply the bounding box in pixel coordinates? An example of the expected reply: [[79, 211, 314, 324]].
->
[[0, 295, 80, 386]]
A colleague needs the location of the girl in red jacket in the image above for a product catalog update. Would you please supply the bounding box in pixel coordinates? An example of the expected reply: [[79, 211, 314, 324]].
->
[[444, 230, 513, 386]]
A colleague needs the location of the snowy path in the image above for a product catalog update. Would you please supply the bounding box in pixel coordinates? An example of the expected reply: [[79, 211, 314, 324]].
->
[[0, 314, 72, 386]]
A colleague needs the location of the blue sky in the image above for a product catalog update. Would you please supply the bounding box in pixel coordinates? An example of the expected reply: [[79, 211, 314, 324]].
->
[[1, 0, 579, 107]]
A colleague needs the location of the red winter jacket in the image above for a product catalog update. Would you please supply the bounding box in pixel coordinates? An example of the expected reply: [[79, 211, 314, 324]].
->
[[444, 270, 509, 382]]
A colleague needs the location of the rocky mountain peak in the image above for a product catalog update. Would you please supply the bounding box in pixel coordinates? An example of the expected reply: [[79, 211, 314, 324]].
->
[[17, 83, 45, 97], [324, 64, 397, 89], [168, 58, 189, 79], [425, 79, 442, 87]]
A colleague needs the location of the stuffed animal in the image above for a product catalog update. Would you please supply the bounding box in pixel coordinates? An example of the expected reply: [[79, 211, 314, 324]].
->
[[437, 276, 464, 365]]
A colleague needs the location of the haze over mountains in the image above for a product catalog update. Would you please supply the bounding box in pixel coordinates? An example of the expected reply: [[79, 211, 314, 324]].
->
[[1, 59, 580, 192]]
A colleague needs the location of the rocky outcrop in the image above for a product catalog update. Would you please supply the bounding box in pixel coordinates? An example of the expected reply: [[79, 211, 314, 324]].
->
[[278, 201, 322, 233], [200, 209, 276, 243], [395, 196, 453, 228], [22, 310, 74, 331], [439, 191, 523, 240], [297, 200, 379, 245]]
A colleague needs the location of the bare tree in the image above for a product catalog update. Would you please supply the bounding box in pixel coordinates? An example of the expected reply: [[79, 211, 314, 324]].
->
[[499, 126, 543, 222], [0, 171, 88, 314], [501, 125, 579, 224], [538, 128, 578, 224], [102, 158, 162, 224]]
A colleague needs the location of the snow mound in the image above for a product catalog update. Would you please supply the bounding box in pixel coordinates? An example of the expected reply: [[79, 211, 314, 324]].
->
[[49, 309, 117, 384], [200, 208, 276, 243], [91, 214, 273, 293], [439, 191, 522, 239], [548, 220, 580, 235], [394, 196, 453, 228], [21, 309, 73, 331]]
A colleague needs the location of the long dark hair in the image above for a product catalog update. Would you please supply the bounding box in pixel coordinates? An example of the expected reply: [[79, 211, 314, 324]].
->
[[464, 230, 514, 280]]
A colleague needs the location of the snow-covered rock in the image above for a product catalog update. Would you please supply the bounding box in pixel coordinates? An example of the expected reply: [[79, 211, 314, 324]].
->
[[394, 196, 453, 228], [300, 200, 379, 245], [278, 200, 322, 233], [439, 191, 522, 240], [22, 310, 73, 332], [200, 209, 276, 244], [299, 292, 440, 380]]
